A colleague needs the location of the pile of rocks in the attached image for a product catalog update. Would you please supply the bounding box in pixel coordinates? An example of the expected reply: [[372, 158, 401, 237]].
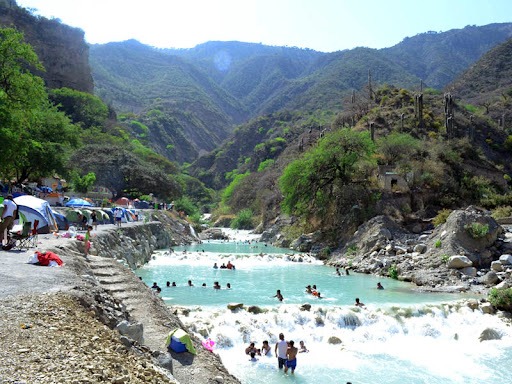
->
[[0, 293, 177, 384], [329, 207, 512, 293]]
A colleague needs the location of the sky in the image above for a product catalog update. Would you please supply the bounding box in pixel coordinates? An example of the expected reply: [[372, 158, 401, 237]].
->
[[14, 0, 512, 52]]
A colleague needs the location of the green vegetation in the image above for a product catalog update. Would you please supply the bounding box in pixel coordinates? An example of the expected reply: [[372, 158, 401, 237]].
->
[[388, 265, 399, 280], [492, 206, 512, 219], [345, 244, 358, 256], [257, 159, 275, 172], [434, 239, 442, 248], [280, 128, 376, 223], [433, 209, 452, 227], [0, 28, 80, 183], [173, 196, 199, 217], [488, 288, 512, 311], [71, 171, 96, 193], [465, 222, 490, 239], [441, 254, 450, 263], [230, 209, 254, 230]]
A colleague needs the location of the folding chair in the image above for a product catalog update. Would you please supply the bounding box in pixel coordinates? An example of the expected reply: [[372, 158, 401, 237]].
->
[[10, 221, 36, 251]]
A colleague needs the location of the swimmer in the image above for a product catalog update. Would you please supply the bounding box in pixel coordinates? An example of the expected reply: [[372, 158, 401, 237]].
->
[[274, 289, 284, 302], [354, 297, 365, 307], [188, 280, 194, 287], [377, 282, 384, 290], [261, 340, 271, 356], [299, 340, 309, 353], [213, 262, 218, 269]]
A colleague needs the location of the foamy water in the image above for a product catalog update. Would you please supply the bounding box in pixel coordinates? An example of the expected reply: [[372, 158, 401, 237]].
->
[[136, 231, 512, 384]]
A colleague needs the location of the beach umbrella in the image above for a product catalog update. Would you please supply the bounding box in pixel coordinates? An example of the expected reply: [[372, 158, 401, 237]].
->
[[65, 198, 93, 208]]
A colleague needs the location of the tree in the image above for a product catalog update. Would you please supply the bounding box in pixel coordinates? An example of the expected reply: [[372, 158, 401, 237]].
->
[[0, 28, 80, 182], [49, 87, 109, 129], [376, 132, 421, 165], [279, 128, 376, 222], [71, 171, 96, 193]]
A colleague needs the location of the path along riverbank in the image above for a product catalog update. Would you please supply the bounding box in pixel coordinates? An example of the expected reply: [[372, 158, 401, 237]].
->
[[0, 213, 240, 384]]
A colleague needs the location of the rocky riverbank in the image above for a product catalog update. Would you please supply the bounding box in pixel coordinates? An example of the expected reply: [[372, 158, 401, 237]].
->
[[329, 207, 512, 296], [0, 211, 240, 384]]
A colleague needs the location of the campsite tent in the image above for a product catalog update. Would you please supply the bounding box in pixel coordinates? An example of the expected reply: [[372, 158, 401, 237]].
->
[[115, 197, 130, 207], [14, 195, 59, 234], [165, 328, 196, 354], [134, 200, 150, 209], [65, 198, 93, 208]]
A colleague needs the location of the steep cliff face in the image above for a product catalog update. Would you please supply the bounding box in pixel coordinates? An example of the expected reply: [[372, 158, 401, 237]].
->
[[0, 1, 94, 92]]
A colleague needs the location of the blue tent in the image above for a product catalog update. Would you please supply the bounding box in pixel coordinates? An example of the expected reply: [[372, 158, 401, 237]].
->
[[65, 198, 93, 208], [14, 195, 59, 234]]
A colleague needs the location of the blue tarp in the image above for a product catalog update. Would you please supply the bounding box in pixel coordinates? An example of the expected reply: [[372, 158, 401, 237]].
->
[[65, 198, 93, 208]]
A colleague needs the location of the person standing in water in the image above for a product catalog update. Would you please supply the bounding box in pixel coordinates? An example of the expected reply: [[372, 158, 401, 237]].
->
[[284, 340, 298, 374], [274, 289, 283, 301], [275, 333, 288, 370]]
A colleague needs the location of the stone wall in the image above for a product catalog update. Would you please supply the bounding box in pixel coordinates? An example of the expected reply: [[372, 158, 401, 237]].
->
[[61, 214, 195, 269]]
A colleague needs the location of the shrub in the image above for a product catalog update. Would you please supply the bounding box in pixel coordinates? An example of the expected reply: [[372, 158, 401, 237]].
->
[[345, 244, 358, 256], [174, 196, 199, 217], [230, 209, 254, 230], [465, 222, 489, 239], [319, 247, 331, 258], [491, 206, 512, 219], [257, 159, 275, 172], [432, 209, 452, 227], [441, 254, 450, 263], [488, 288, 512, 311], [435, 239, 442, 248], [388, 265, 398, 280]]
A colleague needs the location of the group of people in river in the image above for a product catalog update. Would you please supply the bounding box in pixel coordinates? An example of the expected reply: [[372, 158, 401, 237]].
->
[[150, 279, 232, 292], [245, 332, 309, 374], [213, 261, 235, 269]]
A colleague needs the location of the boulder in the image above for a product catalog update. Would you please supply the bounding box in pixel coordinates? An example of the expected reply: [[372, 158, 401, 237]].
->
[[447, 256, 473, 269], [247, 305, 265, 314], [300, 304, 312, 311], [479, 328, 501, 342], [227, 303, 243, 311], [480, 302, 495, 314], [499, 254, 512, 265], [491, 261, 504, 272], [460, 267, 477, 277], [413, 244, 427, 254], [327, 336, 342, 345], [481, 271, 500, 286], [115, 320, 144, 345]]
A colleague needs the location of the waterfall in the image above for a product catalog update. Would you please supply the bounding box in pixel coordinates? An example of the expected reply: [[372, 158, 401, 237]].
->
[[189, 224, 198, 239]]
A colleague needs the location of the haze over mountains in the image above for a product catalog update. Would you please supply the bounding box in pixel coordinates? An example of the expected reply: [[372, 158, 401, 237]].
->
[[89, 23, 512, 163]]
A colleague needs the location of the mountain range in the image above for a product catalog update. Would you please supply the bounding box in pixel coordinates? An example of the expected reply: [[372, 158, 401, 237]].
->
[[89, 23, 512, 164]]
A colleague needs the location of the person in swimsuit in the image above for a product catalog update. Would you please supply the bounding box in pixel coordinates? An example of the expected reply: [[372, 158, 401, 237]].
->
[[284, 340, 298, 374]]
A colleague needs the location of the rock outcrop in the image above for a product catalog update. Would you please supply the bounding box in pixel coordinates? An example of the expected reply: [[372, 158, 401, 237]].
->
[[0, 1, 94, 92], [328, 207, 512, 293]]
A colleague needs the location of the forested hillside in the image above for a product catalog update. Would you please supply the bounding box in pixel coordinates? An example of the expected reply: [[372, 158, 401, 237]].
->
[[448, 37, 512, 121], [89, 23, 512, 163]]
